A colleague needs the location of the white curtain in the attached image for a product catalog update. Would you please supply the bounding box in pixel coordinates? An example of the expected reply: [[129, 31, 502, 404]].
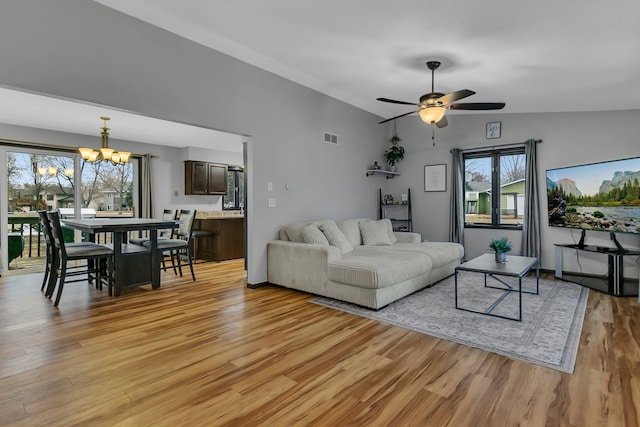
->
[[521, 140, 541, 260]]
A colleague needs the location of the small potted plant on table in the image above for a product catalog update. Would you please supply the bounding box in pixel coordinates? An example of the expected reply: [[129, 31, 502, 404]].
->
[[489, 237, 512, 263]]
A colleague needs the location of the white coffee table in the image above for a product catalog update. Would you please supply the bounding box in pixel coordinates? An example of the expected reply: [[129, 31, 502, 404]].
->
[[455, 253, 539, 321]]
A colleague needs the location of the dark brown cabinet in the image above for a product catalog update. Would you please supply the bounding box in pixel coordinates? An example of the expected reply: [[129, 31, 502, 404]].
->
[[185, 161, 228, 195], [194, 218, 244, 261]]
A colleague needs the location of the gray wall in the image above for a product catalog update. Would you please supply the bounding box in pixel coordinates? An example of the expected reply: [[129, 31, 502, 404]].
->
[[388, 109, 640, 278], [0, 1, 386, 283]]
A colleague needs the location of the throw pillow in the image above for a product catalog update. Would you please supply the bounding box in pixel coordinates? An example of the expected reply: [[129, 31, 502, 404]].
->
[[284, 221, 312, 243], [382, 218, 398, 243], [360, 220, 392, 246], [337, 219, 363, 246], [301, 225, 329, 245], [319, 222, 354, 254]]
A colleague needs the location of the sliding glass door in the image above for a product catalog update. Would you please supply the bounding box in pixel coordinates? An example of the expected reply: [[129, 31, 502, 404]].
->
[[2, 146, 135, 273]]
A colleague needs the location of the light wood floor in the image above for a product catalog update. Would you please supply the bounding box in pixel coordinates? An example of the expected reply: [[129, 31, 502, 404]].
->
[[0, 261, 638, 426]]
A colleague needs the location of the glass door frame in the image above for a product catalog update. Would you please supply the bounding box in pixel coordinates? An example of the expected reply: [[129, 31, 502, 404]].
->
[[1, 142, 140, 274]]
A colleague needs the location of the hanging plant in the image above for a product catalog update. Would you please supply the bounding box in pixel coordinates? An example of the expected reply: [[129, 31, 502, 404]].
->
[[385, 119, 404, 169], [390, 119, 401, 145]]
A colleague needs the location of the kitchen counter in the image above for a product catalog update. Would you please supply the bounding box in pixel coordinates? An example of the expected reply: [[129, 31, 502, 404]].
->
[[196, 211, 244, 220], [193, 214, 244, 262]]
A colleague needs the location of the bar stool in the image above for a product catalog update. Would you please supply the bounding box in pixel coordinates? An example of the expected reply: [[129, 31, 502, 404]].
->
[[191, 228, 213, 263]]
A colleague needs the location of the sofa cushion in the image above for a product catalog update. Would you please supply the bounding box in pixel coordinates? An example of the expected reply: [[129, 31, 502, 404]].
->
[[301, 225, 329, 245], [337, 218, 364, 246], [360, 219, 392, 246], [320, 222, 354, 255], [328, 247, 431, 289], [385, 242, 464, 269]]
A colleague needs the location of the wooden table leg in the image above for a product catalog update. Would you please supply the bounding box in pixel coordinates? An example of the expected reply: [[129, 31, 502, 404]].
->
[[150, 229, 161, 289], [113, 232, 124, 296]]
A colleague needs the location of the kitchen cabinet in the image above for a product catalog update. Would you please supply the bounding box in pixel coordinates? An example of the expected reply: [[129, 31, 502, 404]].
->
[[194, 217, 244, 261], [185, 161, 227, 195]]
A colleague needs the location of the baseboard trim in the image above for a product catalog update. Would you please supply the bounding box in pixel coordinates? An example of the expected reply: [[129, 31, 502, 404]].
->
[[247, 281, 270, 289]]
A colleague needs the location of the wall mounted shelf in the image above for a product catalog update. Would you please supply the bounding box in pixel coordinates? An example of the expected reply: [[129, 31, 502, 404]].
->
[[366, 170, 399, 179]]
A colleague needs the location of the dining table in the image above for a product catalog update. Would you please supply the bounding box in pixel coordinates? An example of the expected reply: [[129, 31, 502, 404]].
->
[[61, 218, 177, 296]]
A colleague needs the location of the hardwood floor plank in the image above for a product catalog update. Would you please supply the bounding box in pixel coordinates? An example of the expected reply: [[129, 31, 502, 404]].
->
[[0, 262, 638, 426]]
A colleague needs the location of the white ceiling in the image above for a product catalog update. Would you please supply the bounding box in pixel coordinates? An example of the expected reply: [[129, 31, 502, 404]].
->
[[95, 0, 640, 120], [3, 0, 640, 147], [0, 86, 243, 152]]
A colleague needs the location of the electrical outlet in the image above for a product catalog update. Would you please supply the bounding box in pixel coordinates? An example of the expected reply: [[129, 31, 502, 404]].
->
[[268, 198, 276, 208]]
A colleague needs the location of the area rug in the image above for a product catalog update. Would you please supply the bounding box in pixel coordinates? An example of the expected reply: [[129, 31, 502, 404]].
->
[[312, 271, 589, 373]]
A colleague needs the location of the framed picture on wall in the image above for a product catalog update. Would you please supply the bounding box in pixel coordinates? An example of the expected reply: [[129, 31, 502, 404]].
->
[[486, 121, 501, 139], [424, 164, 446, 192]]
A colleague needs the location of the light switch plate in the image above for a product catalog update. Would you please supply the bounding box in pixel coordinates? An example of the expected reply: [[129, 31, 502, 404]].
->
[[268, 198, 276, 208]]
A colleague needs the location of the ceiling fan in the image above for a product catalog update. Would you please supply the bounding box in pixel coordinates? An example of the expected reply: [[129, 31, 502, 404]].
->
[[377, 61, 505, 127]]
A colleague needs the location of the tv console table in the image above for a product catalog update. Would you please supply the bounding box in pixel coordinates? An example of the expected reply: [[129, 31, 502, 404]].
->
[[554, 244, 640, 297]]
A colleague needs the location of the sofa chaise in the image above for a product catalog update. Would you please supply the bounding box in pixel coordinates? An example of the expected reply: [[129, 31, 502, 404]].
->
[[267, 218, 464, 309]]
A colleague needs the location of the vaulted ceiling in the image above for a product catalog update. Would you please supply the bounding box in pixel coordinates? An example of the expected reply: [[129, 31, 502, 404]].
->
[[96, 0, 640, 120], [3, 1, 640, 147]]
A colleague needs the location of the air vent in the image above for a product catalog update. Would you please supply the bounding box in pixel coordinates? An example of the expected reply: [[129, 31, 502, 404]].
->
[[323, 131, 338, 145]]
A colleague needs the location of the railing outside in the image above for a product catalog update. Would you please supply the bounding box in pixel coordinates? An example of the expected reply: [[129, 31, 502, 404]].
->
[[6, 211, 134, 270]]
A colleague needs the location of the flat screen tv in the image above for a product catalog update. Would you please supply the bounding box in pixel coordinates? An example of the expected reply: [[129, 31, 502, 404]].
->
[[546, 156, 640, 235]]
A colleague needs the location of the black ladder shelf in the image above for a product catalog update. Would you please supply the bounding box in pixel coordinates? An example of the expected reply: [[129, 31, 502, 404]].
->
[[379, 188, 412, 232]]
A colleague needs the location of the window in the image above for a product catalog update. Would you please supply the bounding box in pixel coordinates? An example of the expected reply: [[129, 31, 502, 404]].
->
[[464, 148, 526, 228], [4, 147, 138, 272], [223, 165, 245, 210]]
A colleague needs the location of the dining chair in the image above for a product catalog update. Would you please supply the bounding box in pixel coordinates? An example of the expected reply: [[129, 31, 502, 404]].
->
[[38, 210, 97, 297], [38, 210, 56, 295], [129, 208, 178, 245], [144, 209, 197, 281], [46, 211, 114, 307], [129, 208, 178, 272]]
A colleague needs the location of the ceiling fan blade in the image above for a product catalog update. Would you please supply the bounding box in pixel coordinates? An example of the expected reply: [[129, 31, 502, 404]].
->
[[378, 110, 417, 124], [449, 102, 506, 110], [376, 97, 420, 106], [435, 115, 448, 128], [437, 89, 475, 106]]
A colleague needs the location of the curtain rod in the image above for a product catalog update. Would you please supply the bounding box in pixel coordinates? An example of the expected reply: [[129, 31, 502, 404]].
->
[[0, 137, 158, 159], [450, 139, 542, 153]]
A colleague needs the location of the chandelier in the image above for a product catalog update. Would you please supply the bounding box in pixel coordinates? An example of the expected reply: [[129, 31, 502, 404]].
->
[[78, 117, 131, 164]]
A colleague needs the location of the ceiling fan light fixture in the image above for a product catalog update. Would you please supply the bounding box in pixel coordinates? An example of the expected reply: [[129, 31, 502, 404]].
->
[[418, 107, 446, 124]]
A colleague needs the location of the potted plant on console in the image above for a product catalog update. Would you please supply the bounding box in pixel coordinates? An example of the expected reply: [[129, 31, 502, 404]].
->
[[489, 237, 512, 263]]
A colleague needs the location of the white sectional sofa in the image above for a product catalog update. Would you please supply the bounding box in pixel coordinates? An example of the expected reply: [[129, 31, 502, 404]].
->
[[267, 218, 464, 309]]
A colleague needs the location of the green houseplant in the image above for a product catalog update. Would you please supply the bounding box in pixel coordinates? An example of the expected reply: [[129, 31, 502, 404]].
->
[[384, 145, 405, 171], [489, 237, 512, 263]]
